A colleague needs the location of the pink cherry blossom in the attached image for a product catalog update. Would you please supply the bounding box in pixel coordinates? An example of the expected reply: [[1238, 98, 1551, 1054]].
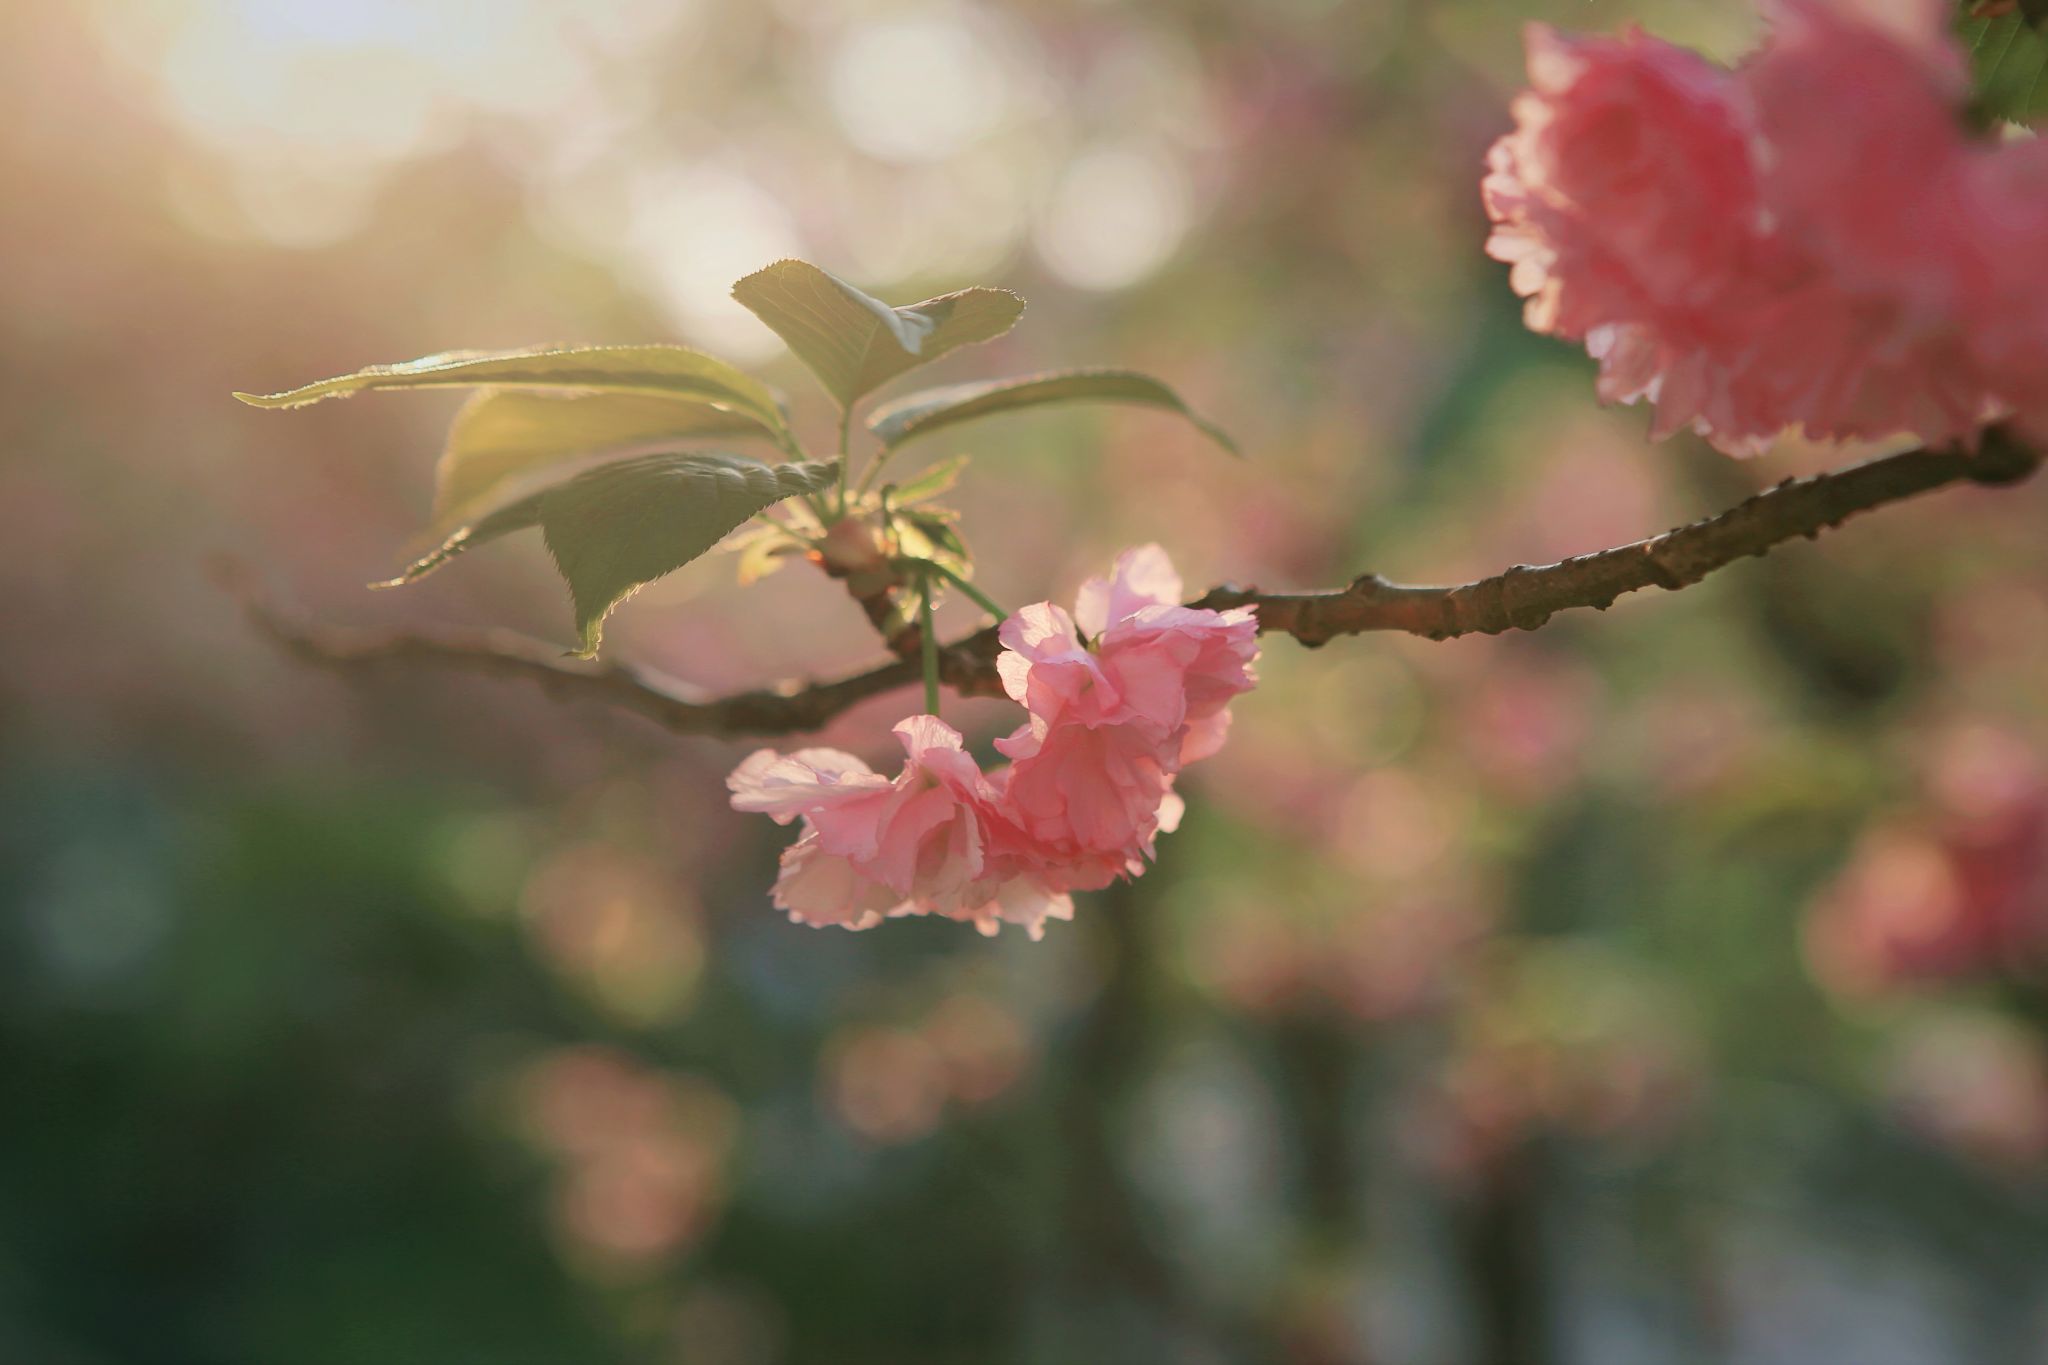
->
[[1484, 0, 2045, 453], [992, 721, 1183, 892], [1745, 0, 1969, 303], [1072, 542, 1187, 639], [918, 862, 1077, 940], [729, 546, 1259, 936], [993, 602, 1108, 733], [1483, 24, 1762, 336], [992, 545, 1256, 885], [1960, 138, 2048, 442], [998, 544, 1258, 761], [761, 833, 903, 932], [727, 716, 1072, 938]]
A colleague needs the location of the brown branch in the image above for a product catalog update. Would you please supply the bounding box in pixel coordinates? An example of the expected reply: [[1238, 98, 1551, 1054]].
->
[[1195, 426, 2039, 645], [216, 557, 1007, 737], [817, 554, 923, 659], [223, 428, 2039, 740]]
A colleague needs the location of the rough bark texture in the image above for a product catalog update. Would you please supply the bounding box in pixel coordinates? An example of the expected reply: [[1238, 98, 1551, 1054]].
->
[[227, 428, 2040, 738]]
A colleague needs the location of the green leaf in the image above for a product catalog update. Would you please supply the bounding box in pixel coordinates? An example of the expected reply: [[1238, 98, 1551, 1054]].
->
[[379, 452, 838, 656], [865, 368, 1239, 455], [726, 523, 807, 586], [896, 509, 971, 577], [541, 454, 839, 656], [1964, 12, 2048, 125], [377, 492, 554, 588], [730, 260, 1024, 407], [432, 389, 774, 537], [234, 344, 796, 449], [889, 454, 970, 505]]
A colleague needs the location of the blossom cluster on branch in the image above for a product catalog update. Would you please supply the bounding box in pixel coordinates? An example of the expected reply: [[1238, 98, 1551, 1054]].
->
[[232, 0, 2048, 942], [1485, 0, 2048, 454], [726, 547, 1258, 936]]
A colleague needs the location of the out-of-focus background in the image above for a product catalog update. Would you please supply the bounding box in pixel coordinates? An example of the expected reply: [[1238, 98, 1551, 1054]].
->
[[7, 1, 2048, 1362]]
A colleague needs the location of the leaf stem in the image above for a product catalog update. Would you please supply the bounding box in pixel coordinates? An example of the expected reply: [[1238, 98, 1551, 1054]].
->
[[918, 571, 941, 716], [921, 560, 1009, 622], [853, 439, 899, 501], [835, 406, 854, 517]]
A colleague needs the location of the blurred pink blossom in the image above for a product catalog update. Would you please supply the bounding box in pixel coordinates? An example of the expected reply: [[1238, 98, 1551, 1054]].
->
[[518, 1048, 738, 1274], [1484, 24, 1762, 381], [1889, 1011, 2048, 1173], [1806, 727, 2048, 993], [1486, 0, 2045, 452], [1402, 952, 1702, 1181]]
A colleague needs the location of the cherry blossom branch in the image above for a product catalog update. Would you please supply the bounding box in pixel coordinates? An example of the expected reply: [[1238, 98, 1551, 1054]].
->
[[1195, 427, 2039, 644], [215, 556, 1003, 736], [223, 428, 2039, 740]]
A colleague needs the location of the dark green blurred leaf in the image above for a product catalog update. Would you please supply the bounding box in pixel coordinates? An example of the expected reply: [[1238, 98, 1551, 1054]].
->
[[235, 344, 796, 449], [730, 260, 1023, 408], [380, 452, 836, 656], [432, 389, 782, 538], [539, 453, 839, 656], [1964, 11, 2048, 124], [866, 369, 1238, 455]]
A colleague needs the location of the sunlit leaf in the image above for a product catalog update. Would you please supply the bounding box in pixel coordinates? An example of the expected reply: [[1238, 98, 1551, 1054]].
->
[[727, 523, 808, 586], [730, 260, 1023, 407], [378, 452, 837, 656], [541, 454, 839, 656], [890, 454, 970, 505], [432, 389, 777, 537], [234, 344, 796, 448], [896, 509, 971, 577], [1964, 11, 2048, 125], [866, 368, 1238, 455], [377, 492, 554, 588]]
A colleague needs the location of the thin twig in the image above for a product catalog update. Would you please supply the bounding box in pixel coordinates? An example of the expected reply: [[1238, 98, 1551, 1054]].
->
[[920, 559, 1009, 622], [918, 569, 941, 716], [222, 428, 2040, 739]]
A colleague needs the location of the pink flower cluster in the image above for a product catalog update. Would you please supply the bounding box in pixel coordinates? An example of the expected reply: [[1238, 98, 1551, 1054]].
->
[[1484, 0, 2048, 454], [727, 546, 1259, 937]]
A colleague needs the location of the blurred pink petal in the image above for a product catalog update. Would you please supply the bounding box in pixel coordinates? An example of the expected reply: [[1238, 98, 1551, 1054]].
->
[[1485, 3, 2046, 452]]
